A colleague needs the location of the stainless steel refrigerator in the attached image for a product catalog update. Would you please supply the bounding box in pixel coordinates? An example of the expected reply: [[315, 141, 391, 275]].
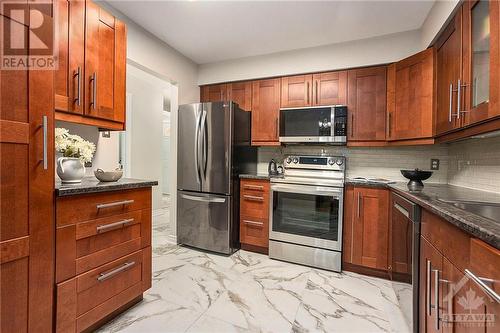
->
[[177, 101, 257, 254]]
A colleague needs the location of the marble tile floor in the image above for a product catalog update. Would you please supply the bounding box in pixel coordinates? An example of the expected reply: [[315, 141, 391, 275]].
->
[[97, 244, 411, 333]]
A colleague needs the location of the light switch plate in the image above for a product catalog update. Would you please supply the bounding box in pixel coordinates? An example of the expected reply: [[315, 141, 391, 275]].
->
[[431, 159, 440, 170]]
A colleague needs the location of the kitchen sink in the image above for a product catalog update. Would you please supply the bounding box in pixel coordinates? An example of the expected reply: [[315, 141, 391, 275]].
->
[[438, 199, 500, 222]]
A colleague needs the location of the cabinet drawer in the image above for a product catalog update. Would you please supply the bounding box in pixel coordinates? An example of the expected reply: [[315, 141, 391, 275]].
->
[[240, 192, 269, 218], [240, 215, 268, 248], [469, 238, 500, 294], [56, 247, 151, 333], [57, 188, 152, 226], [56, 209, 151, 283]]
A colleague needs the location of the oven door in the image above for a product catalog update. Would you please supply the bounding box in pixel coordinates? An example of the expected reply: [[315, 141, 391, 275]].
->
[[269, 183, 343, 251]]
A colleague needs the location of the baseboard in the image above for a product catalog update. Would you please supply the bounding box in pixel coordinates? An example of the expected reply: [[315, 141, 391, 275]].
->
[[343, 262, 391, 280]]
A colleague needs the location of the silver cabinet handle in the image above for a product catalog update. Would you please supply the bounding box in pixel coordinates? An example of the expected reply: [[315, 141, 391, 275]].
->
[[350, 114, 354, 137], [449, 83, 453, 123], [41, 115, 48, 170], [357, 192, 361, 218], [96, 199, 134, 210], [97, 218, 134, 233], [433, 268, 440, 330], [426, 260, 432, 316], [90, 72, 97, 109], [465, 269, 500, 304], [181, 194, 226, 203], [394, 202, 409, 218], [73, 67, 81, 106], [457, 79, 461, 120], [97, 261, 135, 282], [243, 220, 263, 227], [243, 185, 264, 191], [387, 113, 392, 138], [243, 194, 264, 201], [275, 118, 278, 138]]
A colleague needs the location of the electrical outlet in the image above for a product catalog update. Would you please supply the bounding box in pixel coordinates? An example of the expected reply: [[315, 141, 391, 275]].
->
[[431, 159, 440, 170], [101, 131, 110, 138], [84, 161, 92, 168]]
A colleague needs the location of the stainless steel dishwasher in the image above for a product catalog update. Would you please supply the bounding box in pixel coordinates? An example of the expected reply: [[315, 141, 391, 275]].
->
[[390, 192, 421, 333]]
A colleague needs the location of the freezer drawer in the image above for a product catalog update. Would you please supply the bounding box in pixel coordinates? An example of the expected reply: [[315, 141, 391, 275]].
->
[[177, 190, 233, 254]]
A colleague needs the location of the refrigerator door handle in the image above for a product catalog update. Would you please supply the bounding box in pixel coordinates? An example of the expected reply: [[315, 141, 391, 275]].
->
[[194, 109, 201, 185], [181, 193, 226, 203], [200, 109, 208, 179]]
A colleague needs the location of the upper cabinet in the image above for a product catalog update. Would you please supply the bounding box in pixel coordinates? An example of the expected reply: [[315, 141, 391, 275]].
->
[[347, 66, 387, 143], [436, 0, 500, 139], [387, 48, 435, 142], [251, 79, 281, 145], [280, 71, 347, 108], [54, 0, 127, 130], [228, 82, 252, 111], [200, 84, 227, 103]]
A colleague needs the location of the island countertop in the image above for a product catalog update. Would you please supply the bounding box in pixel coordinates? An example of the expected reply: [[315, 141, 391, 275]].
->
[[56, 177, 158, 197]]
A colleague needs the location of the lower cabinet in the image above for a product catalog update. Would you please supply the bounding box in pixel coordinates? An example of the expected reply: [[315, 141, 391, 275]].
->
[[239, 179, 270, 253], [419, 209, 500, 333], [55, 188, 153, 332], [343, 185, 390, 276]]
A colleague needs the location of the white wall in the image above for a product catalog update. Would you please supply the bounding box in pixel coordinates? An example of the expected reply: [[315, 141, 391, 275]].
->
[[100, 1, 199, 105], [198, 30, 422, 85], [420, 0, 460, 48]]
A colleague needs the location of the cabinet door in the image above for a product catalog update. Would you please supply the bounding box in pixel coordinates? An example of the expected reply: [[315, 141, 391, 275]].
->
[[200, 84, 228, 102], [436, 12, 463, 135], [389, 48, 435, 141], [420, 237, 443, 333], [389, 198, 412, 282], [351, 187, 389, 271], [251, 79, 281, 144], [347, 66, 387, 141], [281, 74, 312, 108], [227, 82, 252, 111], [54, 0, 85, 114], [462, 0, 500, 125], [84, 1, 126, 123], [0, 13, 55, 332], [312, 71, 347, 106]]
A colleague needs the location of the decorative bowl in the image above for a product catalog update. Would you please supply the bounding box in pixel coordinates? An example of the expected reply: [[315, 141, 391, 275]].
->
[[400, 169, 433, 188], [94, 168, 123, 182]]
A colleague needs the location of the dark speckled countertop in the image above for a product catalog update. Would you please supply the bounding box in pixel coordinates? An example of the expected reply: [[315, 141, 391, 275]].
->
[[56, 177, 158, 197]]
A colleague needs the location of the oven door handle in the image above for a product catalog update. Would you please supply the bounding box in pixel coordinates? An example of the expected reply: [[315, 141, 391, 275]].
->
[[271, 184, 343, 197]]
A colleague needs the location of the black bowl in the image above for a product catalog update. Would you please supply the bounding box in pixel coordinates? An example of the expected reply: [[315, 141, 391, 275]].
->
[[401, 169, 433, 188]]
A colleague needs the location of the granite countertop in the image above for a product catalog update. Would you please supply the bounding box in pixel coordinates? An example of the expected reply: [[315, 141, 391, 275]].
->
[[56, 177, 158, 197], [388, 183, 500, 249], [345, 178, 395, 188]]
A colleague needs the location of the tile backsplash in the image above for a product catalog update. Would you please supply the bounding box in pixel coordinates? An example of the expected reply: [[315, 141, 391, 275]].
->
[[257, 144, 449, 183], [447, 135, 500, 193]]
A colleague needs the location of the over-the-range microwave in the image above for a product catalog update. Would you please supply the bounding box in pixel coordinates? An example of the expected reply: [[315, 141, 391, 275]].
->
[[279, 105, 347, 144]]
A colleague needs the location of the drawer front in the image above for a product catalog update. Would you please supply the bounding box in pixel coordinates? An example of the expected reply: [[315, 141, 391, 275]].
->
[[240, 179, 269, 219], [241, 179, 269, 194], [57, 188, 152, 226], [56, 209, 151, 283], [240, 215, 268, 248], [56, 247, 151, 333], [469, 238, 500, 293]]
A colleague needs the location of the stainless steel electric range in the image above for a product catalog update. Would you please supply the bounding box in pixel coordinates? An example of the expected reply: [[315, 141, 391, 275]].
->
[[269, 155, 345, 272]]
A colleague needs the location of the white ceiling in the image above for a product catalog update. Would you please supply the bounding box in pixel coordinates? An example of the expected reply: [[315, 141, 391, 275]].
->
[[107, 0, 435, 65]]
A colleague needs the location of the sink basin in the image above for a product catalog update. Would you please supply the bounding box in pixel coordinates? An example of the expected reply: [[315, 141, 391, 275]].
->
[[438, 199, 500, 222]]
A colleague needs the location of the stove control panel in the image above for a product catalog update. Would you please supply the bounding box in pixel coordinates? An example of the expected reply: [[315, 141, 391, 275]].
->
[[283, 155, 345, 170]]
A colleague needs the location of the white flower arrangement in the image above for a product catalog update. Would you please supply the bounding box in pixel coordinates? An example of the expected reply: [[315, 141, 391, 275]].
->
[[55, 128, 96, 163]]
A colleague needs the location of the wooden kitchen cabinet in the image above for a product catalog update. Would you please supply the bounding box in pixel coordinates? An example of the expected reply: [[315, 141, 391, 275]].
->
[[54, 0, 127, 131], [228, 81, 252, 111], [0, 12, 55, 333], [281, 74, 313, 108], [240, 179, 270, 253], [55, 0, 85, 115], [347, 66, 387, 144], [200, 83, 228, 102], [387, 48, 435, 143], [251, 78, 281, 145], [312, 71, 347, 106], [55, 187, 153, 332], [343, 186, 390, 277]]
